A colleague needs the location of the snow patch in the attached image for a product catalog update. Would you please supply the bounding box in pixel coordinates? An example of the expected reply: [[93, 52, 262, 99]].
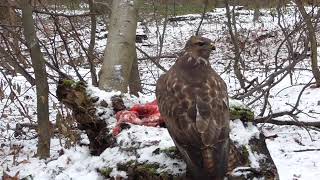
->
[[230, 119, 260, 146]]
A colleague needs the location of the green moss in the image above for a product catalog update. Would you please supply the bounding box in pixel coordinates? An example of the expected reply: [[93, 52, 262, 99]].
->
[[117, 160, 138, 171], [98, 167, 113, 178], [115, 160, 186, 179], [230, 107, 254, 121], [241, 146, 250, 161], [159, 171, 170, 178], [159, 146, 177, 153], [160, 147, 181, 159], [74, 81, 87, 91], [117, 161, 161, 177], [62, 79, 87, 91], [127, 160, 137, 166], [62, 79, 76, 87], [152, 147, 181, 159], [136, 163, 160, 175]]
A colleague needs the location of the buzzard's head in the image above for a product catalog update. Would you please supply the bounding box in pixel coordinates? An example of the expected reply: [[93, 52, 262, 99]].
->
[[184, 36, 215, 59]]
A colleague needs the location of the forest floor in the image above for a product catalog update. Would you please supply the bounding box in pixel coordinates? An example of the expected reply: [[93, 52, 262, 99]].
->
[[1, 4, 320, 180]]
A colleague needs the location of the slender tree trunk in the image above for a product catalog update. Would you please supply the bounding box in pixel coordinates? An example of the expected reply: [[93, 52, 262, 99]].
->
[[0, 0, 8, 23], [295, 0, 320, 86], [99, 0, 139, 93], [88, 0, 98, 86], [224, 0, 246, 89], [21, 0, 50, 159], [129, 56, 142, 96], [253, 6, 260, 25], [7, 2, 28, 68]]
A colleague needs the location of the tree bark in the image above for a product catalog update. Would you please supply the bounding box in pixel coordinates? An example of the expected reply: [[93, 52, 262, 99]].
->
[[88, 0, 98, 86], [129, 56, 142, 97], [295, 0, 320, 87], [21, 0, 50, 159], [56, 80, 115, 155], [99, 0, 139, 93], [224, 0, 246, 90], [253, 5, 260, 25]]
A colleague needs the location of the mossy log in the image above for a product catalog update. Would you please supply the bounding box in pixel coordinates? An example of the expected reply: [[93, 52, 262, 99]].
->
[[56, 80, 278, 179], [229, 100, 254, 121], [97, 135, 278, 180], [56, 79, 115, 155], [228, 132, 279, 179]]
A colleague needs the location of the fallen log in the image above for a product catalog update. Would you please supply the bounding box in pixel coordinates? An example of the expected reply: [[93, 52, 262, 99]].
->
[[56, 79, 115, 155], [56, 79, 278, 179], [255, 117, 320, 129]]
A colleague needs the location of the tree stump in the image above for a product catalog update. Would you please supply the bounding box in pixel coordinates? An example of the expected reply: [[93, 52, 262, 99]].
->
[[56, 79, 115, 155]]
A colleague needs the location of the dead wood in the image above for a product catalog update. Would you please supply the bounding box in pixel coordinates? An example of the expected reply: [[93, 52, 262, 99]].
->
[[55, 79, 278, 178], [254, 117, 320, 129], [56, 79, 115, 155]]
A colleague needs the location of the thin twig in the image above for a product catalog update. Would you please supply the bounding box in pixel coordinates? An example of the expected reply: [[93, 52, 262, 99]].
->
[[293, 148, 320, 152], [136, 46, 168, 72]]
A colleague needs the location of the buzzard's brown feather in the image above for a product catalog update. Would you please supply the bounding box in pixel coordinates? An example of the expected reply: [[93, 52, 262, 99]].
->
[[156, 36, 230, 180]]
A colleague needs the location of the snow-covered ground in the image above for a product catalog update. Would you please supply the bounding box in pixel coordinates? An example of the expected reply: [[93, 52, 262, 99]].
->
[[1, 5, 320, 180]]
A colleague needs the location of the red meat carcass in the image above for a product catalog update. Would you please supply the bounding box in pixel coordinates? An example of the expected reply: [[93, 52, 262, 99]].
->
[[113, 100, 165, 136]]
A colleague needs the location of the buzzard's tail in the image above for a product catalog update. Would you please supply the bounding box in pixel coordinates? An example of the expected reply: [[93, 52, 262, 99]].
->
[[202, 148, 215, 172], [202, 141, 229, 179], [228, 141, 247, 172]]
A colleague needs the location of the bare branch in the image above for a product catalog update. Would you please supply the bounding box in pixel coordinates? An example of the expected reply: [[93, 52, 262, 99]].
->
[[136, 46, 168, 72]]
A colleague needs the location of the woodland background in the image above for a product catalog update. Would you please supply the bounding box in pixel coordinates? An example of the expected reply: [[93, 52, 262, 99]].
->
[[1, 0, 320, 179]]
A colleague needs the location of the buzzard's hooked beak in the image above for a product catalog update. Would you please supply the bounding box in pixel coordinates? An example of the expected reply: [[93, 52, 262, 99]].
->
[[210, 43, 216, 50]]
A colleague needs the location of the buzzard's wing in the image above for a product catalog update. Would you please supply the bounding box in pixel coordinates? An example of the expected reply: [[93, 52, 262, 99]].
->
[[156, 68, 229, 179], [156, 72, 203, 175], [194, 72, 230, 178]]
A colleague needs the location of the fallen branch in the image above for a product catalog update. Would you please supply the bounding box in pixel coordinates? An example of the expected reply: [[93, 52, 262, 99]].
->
[[293, 148, 320, 152], [136, 46, 168, 72], [254, 117, 320, 129], [138, 54, 177, 61], [251, 79, 320, 129], [0, 4, 100, 18]]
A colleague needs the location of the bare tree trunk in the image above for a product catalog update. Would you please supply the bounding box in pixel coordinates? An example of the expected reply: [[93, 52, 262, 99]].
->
[[295, 0, 320, 87], [129, 56, 142, 96], [224, 0, 246, 90], [21, 0, 50, 159], [0, 0, 9, 23], [253, 6, 260, 25], [99, 0, 139, 93], [88, 0, 98, 86]]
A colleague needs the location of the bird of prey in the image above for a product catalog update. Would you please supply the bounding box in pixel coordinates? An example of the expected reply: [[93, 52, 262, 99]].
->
[[156, 36, 230, 180]]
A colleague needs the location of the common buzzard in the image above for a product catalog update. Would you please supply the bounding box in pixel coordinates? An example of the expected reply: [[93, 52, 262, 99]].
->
[[156, 36, 230, 179]]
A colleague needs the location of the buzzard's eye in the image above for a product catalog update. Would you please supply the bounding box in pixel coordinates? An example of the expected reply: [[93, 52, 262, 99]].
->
[[195, 42, 205, 46]]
